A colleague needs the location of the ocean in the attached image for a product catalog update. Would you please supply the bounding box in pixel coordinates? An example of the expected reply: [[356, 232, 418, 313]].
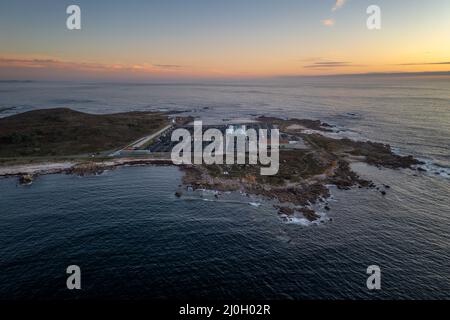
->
[[0, 76, 449, 299]]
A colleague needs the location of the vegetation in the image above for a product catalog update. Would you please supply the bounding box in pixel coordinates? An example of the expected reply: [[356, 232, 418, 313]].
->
[[0, 108, 169, 158], [203, 149, 333, 186], [302, 133, 421, 168]]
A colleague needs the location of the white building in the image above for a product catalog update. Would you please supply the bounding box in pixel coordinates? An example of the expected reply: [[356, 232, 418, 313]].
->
[[226, 125, 247, 136]]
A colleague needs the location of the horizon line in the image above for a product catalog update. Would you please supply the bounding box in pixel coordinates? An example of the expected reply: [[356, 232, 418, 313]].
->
[[1, 70, 450, 83]]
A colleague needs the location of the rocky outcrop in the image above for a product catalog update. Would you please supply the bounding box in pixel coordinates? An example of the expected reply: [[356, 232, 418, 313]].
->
[[66, 162, 107, 176], [178, 117, 423, 224], [327, 160, 371, 190], [276, 206, 295, 216], [19, 174, 33, 185], [276, 206, 321, 222], [298, 208, 320, 222], [257, 116, 334, 132]]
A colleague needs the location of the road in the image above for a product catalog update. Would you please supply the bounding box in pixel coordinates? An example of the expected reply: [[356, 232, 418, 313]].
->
[[110, 124, 173, 156]]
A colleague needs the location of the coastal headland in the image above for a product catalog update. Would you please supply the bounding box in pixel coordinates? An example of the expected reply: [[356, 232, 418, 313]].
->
[[0, 108, 424, 223]]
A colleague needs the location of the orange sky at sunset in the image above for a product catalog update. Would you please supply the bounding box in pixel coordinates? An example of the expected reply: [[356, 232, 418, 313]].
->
[[1, 0, 449, 80]]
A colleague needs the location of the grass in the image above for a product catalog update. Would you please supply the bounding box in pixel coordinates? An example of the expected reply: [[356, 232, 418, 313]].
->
[[0, 108, 169, 158], [203, 149, 332, 186]]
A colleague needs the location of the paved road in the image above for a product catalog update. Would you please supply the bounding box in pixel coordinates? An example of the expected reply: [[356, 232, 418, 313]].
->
[[130, 124, 173, 148], [110, 124, 173, 156]]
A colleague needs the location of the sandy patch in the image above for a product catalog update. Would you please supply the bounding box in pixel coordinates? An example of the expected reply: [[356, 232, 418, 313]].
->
[[0, 162, 76, 176]]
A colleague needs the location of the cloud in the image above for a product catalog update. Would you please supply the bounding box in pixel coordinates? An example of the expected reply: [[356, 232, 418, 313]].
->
[[0, 57, 185, 73], [322, 19, 335, 27], [332, 0, 347, 11], [323, 1, 347, 26], [153, 64, 184, 69], [396, 61, 450, 66], [0, 58, 108, 70], [303, 60, 365, 69], [304, 61, 348, 68]]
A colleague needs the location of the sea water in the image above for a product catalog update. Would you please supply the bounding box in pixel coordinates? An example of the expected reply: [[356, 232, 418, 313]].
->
[[0, 76, 449, 299]]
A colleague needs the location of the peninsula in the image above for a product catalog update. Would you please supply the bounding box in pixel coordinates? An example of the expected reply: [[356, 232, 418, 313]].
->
[[0, 108, 424, 223]]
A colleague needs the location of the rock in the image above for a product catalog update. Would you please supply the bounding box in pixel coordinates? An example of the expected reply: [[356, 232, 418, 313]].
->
[[324, 205, 330, 211], [175, 191, 182, 198], [380, 190, 386, 196], [68, 162, 106, 176], [299, 208, 320, 222], [417, 167, 427, 172], [19, 174, 33, 185], [384, 185, 391, 189], [276, 206, 295, 216]]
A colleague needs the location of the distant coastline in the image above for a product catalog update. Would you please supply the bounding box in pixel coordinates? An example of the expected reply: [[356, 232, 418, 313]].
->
[[0, 80, 34, 83], [277, 70, 450, 79], [2, 70, 450, 84]]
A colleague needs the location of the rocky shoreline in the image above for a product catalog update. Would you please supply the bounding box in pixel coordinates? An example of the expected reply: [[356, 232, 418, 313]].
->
[[1, 115, 425, 224], [1, 158, 173, 185], [176, 117, 424, 223]]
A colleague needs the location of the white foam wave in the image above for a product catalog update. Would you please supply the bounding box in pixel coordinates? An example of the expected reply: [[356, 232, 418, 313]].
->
[[415, 159, 450, 179], [248, 202, 261, 207], [283, 217, 312, 226], [386, 147, 449, 180]]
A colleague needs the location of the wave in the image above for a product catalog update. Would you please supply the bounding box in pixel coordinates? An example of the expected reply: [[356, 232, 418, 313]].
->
[[248, 202, 262, 207], [282, 214, 330, 226], [390, 147, 450, 179], [182, 196, 254, 206], [415, 159, 450, 179], [282, 217, 312, 226]]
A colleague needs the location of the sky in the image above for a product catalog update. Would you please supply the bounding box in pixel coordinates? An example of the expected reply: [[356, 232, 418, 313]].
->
[[0, 0, 449, 80]]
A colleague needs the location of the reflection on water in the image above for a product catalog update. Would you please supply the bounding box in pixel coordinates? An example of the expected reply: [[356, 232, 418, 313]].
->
[[0, 76, 449, 299], [0, 166, 448, 299]]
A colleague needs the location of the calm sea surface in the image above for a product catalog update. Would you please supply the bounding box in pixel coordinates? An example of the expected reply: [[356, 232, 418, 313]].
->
[[0, 77, 449, 299]]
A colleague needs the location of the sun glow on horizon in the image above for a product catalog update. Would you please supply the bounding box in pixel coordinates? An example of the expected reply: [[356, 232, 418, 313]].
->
[[0, 0, 449, 80]]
